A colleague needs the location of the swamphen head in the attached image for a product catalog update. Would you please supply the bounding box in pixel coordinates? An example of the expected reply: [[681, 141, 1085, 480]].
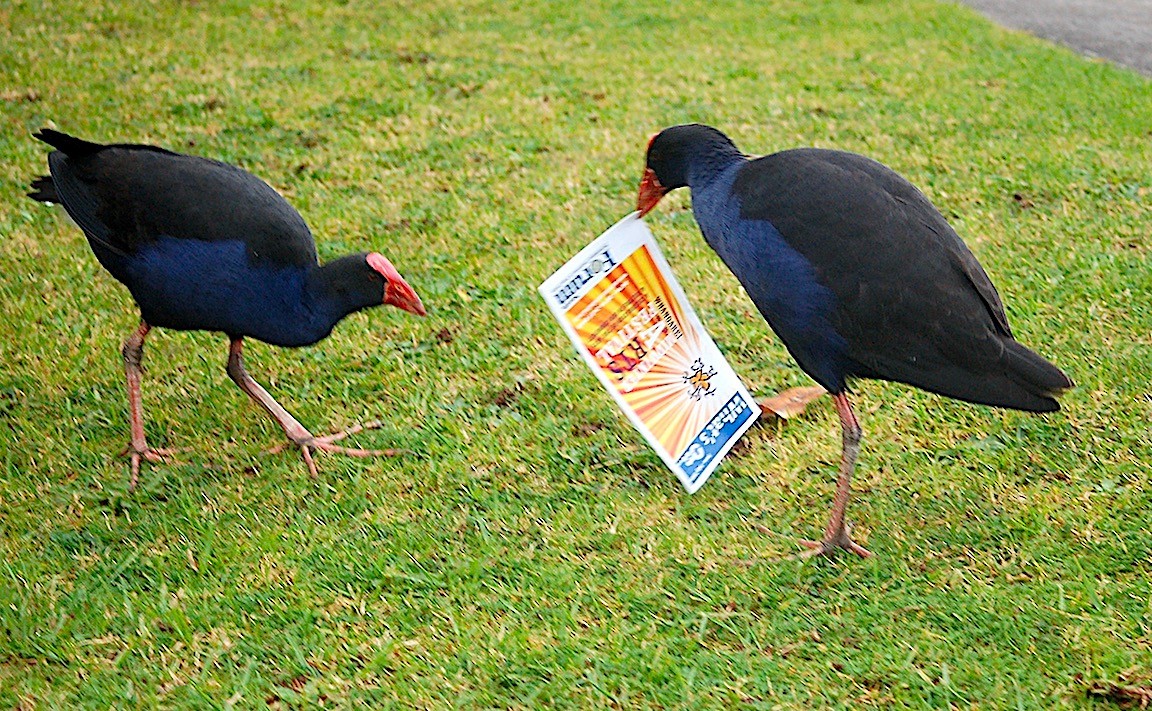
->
[[336, 251, 427, 318], [638, 124, 742, 216]]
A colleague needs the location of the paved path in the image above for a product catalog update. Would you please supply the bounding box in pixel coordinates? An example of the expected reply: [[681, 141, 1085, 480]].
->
[[955, 0, 1152, 76]]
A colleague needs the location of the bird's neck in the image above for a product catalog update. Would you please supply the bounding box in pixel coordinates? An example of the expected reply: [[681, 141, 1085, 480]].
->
[[690, 159, 746, 258], [686, 144, 745, 191]]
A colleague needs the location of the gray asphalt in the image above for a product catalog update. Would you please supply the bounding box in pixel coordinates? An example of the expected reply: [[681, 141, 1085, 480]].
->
[[955, 0, 1152, 76]]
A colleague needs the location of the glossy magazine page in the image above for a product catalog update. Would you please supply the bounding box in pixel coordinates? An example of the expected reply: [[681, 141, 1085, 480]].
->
[[539, 213, 759, 493]]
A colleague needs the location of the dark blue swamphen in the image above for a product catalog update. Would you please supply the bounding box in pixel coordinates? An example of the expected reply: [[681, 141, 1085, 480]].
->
[[637, 124, 1072, 558], [28, 128, 426, 487]]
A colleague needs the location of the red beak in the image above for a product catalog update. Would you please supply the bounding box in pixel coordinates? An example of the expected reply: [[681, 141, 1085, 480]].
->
[[385, 275, 427, 316], [637, 167, 666, 217], [367, 253, 427, 316]]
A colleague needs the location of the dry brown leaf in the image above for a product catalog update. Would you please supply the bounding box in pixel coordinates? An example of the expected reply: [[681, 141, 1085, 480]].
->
[[1075, 667, 1152, 709], [758, 385, 827, 419], [1087, 680, 1152, 708]]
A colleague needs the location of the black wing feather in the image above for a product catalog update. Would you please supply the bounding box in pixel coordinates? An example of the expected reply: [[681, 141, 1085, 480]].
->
[[45, 151, 130, 257], [29, 129, 318, 268], [733, 148, 1070, 411]]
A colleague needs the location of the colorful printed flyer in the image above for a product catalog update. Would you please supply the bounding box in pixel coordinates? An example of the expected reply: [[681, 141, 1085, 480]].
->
[[539, 212, 760, 493]]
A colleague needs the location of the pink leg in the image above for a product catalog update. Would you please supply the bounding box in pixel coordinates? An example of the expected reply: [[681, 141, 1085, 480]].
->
[[796, 392, 872, 558], [225, 338, 400, 477], [121, 320, 177, 489]]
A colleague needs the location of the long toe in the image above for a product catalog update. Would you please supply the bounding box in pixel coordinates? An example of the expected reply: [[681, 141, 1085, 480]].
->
[[756, 523, 872, 561], [119, 444, 181, 461], [310, 420, 383, 445], [120, 445, 184, 490], [310, 424, 404, 456], [310, 439, 404, 457], [797, 539, 873, 559], [293, 439, 402, 479], [271, 422, 405, 478], [797, 531, 873, 559]]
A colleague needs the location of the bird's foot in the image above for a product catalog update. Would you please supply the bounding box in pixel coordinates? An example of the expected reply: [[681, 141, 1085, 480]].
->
[[757, 385, 827, 420], [756, 522, 872, 561], [268, 421, 405, 477], [796, 523, 872, 559], [119, 444, 183, 490]]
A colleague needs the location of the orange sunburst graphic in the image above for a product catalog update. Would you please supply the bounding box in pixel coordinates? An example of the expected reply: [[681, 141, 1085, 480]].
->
[[564, 246, 727, 457]]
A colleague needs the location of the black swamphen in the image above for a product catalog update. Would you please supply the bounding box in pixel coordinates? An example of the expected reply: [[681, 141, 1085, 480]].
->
[[637, 124, 1072, 557], [29, 128, 426, 486]]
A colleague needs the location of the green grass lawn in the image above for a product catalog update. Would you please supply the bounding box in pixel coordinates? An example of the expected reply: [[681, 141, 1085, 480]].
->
[[2, 0, 1150, 707]]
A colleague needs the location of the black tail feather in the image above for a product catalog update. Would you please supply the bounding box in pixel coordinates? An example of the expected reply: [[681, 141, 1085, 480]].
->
[[1003, 339, 1074, 406], [27, 175, 59, 203], [32, 128, 105, 156], [850, 336, 1072, 413]]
